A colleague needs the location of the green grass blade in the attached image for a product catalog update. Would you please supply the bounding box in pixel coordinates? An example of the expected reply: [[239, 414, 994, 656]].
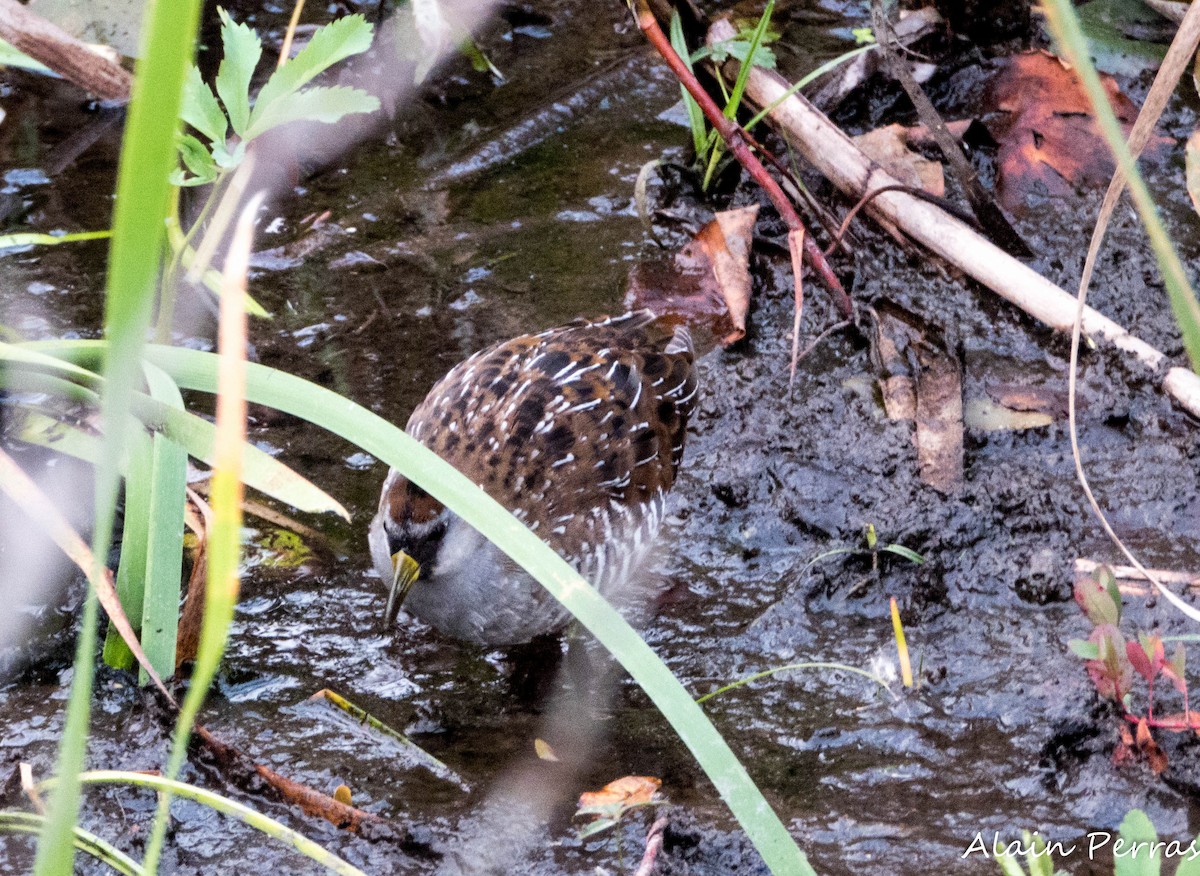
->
[[669, 11, 708, 158], [101, 427, 152, 671], [1043, 0, 1200, 370], [40, 772, 365, 876], [137, 344, 815, 876], [139, 363, 188, 682], [34, 0, 203, 865], [0, 231, 111, 250], [5, 342, 348, 518], [725, 1, 774, 120], [695, 661, 893, 704], [0, 810, 145, 876]]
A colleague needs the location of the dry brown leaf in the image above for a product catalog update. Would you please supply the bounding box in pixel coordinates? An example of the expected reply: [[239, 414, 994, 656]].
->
[[853, 123, 945, 197], [626, 205, 758, 346], [987, 50, 1172, 210], [914, 344, 963, 494], [578, 775, 661, 810], [1135, 718, 1169, 774]]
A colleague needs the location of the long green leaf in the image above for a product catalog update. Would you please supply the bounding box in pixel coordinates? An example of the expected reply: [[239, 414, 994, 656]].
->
[[139, 363, 188, 681], [34, 0, 203, 869], [101, 426, 152, 671], [0, 811, 145, 876], [670, 11, 708, 159], [135, 343, 814, 876], [42, 772, 365, 876], [0, 231, 111, 250], [4, 342, 348, 518], [143, 192, 258, 874]]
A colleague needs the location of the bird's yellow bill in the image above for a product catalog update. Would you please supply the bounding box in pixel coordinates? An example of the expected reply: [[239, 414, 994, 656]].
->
[[384, 551, 420, 628]]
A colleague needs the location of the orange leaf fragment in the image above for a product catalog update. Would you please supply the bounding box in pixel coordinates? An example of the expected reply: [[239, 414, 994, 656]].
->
[[578, 775, 661, 810]]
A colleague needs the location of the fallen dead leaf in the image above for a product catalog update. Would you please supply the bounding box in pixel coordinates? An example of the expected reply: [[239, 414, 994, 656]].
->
[[987, 50, 1171, 210], [853, 123, 945, 197], [914, 343, 963, 494], [626, 205, 758, 346], [872, 305, 963, 493], [1186, 129, 1200, 218], [534, 738, 560, 762], [578, 775, 661, 810], [1135, 717, 1168, 774]]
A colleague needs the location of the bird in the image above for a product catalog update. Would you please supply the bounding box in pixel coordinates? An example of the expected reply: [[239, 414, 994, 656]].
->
[[368, 310, 698, 646]]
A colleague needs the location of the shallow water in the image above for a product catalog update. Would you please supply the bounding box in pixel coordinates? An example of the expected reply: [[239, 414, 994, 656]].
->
[[2, 1, 1200, 874]]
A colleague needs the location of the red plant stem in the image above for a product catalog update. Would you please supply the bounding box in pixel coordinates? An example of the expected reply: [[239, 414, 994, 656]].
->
[[634, 1, 853, 319]]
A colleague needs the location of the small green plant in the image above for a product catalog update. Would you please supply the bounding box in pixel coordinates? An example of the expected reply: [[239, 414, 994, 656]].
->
[[807, 522, 925, 595], [668, 3, 877, 190], [1069, 566, 1197, 773], [174, 9, 378, 187], [670, 2, 778, 188]]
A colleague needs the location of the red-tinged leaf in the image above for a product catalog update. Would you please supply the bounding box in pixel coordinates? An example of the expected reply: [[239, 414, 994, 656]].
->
[[986, 51, 1172, 211], [1139, 633, 1166, 672], [1127, 640, 1156, 684], [1075, 569, 1120, 627]]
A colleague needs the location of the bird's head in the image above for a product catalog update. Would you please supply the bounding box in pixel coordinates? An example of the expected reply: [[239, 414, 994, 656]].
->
[[368, 473, 450, 627]]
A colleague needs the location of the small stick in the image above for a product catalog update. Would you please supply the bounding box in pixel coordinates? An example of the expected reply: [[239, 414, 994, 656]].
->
[[633, 1, 852, 319], [632, 815, 668, 876], [0, 0, 131, 101]]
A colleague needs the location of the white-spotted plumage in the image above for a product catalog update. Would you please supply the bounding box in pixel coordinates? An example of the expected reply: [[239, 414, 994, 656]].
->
[[368, 311, 697, 645]]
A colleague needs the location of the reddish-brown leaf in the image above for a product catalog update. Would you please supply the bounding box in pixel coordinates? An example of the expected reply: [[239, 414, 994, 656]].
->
[[1127, 640, 1156, 684], [986, 51, 1171, 210]]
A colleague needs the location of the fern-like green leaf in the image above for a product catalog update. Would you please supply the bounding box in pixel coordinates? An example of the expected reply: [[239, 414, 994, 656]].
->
[[249, 14, 373, 133], [244, 85, 379, 139], [180, 66, 227, 144], [215, 7, 262, 136]]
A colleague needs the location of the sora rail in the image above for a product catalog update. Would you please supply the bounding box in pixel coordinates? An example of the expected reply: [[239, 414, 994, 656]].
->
[[368, 310, 698, 646]]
